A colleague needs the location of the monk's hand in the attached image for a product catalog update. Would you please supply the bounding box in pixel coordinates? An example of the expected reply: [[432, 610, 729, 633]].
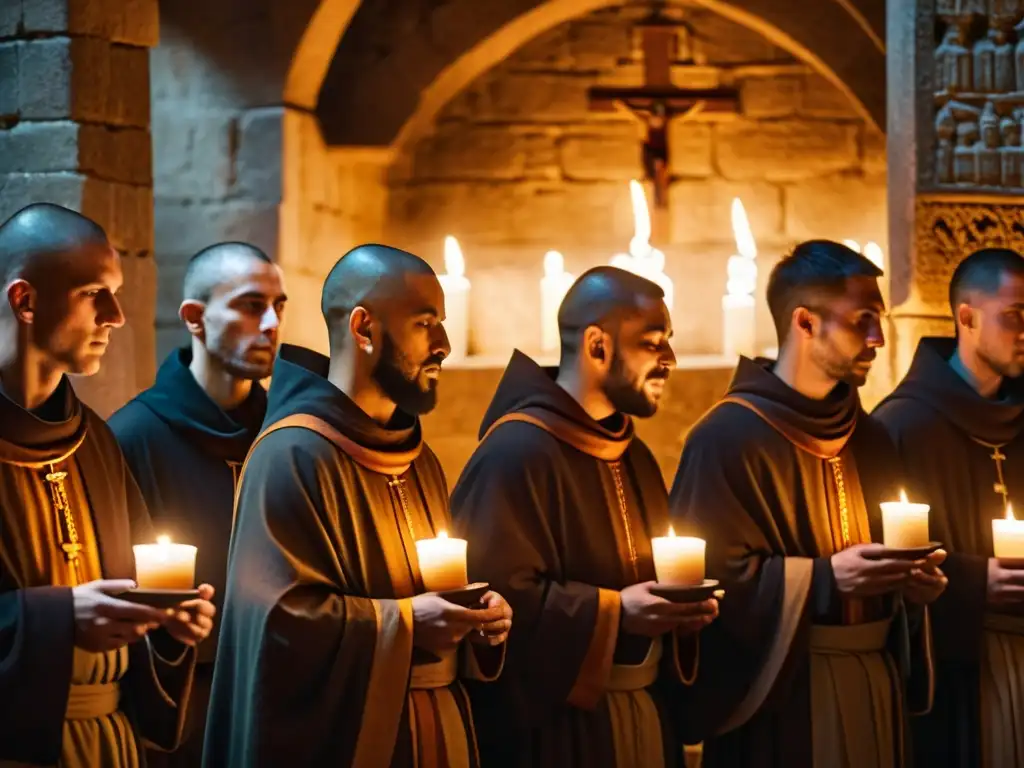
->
[[832, 544, 916, 597], [468, 591, 512, 647], [72, 579, 168, 653], [160, 583, 216, 646], [621, 581, 717, 638], [904, 551, 948, 604], [411, 593, 504, 656], [987, 557, 1024, 605]]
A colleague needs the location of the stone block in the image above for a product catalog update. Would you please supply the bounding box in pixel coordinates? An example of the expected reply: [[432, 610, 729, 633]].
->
[[0, 42, 18, 117], [387, 182, 521, 246], [154, 256, 187, 324], [69, 36, 111, 123], [566, 21, 633, 71], [801, 73, 860, 119], [505, 25, 569, 70], [152, 110, 236, 200], [740, 76, 802, 119], [478, 73, 591, 122], [0, 171, 88, 222], [0, 1, 20, 38], [120, 252, 156, 387], [21, 0, 73, 34], [79, 124, 152, 184], [277, 269, 328, 353], [106, 182, 154, 252], [668, 122, 713, 178], [0, 121, 80, 173], [862, 127, 886, 175], [109, 0, 158, 47], [413, 125, 551, 181], [669, 179, 784, 244], [21, 0, 158, 47], [688, 6, 789, 64], [234, 107, 283, 203], [559, 131, 641, 181], [17, 37, 74, 119], [784, 172, 888, 243], [107, 44, 149, 127], [154, 200, 280, 258], [714, 119, 860, 182]]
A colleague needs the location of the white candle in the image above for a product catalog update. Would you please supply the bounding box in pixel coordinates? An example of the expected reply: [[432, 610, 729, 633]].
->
[[722, 197, 757, 359], [415, 530, 468, 592], [133, 535, 197, 590], [438, 235, 470, 362], [880, 489, 931, 548], [993, 504, 1024, 558], [610, 180, 674, 316], [844, 239, 885, 272], [651, 526, 706, 586], [540, 250, 575, 354]]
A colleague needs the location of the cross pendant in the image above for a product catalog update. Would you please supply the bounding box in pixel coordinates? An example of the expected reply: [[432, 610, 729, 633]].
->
[[387, 476, 405, 489], [992, 448, 1007, 462], [61, 541, 82, 562]]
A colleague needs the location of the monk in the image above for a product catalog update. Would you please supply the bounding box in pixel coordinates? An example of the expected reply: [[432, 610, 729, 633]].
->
[[450, 266, 718, 768], [670, 240, 944, 768], [875, 247, 1024, 768], [204, 244, 512, 768], [109, 242, 286, 767], [0, 203, 216, 767]]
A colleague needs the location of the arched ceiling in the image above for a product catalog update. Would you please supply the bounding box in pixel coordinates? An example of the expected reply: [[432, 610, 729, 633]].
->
[[315, 0, 887, 148]]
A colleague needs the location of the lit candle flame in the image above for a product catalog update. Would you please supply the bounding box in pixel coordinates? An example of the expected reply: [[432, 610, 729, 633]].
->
[[863, 241, 885, 272], [543, 250, 564, 278], [157, 535, 171, 546], [1008, 503, 1016, 521], [731, 198, 756, 260], [899, 489, 909, 504], [437, 530, 449, 540], [668, 525, 676, 537], [629, 180, 651, 253], [443, 236, 465, 278]]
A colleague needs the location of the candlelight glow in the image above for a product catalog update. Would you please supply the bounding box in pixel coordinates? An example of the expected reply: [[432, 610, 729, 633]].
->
[[668, 525, 676, 537], [731, 198, 756, 260], [863, 242, 885, 272], [609, 179, 673, 313], [437, 530, 449, 539], [443, 235, 465, 278], [843, 239, 861, 252], [629, 179, 651, 250], [543, 250, 564, 278], [1007, 504, 1016, 521], [900, 489, 909, 504], [157, 535, 170, 546]]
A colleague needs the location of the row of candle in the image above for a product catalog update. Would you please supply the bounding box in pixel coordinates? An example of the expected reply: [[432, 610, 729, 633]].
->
[[131, 492, 1024, 592], [439, 180, 888, 362]]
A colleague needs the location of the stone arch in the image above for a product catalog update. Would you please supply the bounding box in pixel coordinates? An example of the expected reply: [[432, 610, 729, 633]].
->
[[284, 0, 362, 110], [316, 0, 884, 152]]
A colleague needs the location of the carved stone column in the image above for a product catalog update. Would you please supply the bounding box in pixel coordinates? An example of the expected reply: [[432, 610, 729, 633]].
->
[[888, 0, 1024, 383]]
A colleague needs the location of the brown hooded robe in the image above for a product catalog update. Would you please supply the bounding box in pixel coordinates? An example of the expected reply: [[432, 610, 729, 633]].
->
[[203, 345, 502, 768], [0, 378, 196, 767], [875, 336, 1024, 768], [450, 351, 696, 768], [669, 358, 933, 768]]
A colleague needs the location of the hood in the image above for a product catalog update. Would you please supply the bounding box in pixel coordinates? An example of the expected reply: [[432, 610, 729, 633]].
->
[[479, 349, 633, 461], [263, 344, 423, 466], [0, 377, 87, 466], [134, 348, 266, 463], [882, 336, 1024, 444], [725, 356, 860, 459]]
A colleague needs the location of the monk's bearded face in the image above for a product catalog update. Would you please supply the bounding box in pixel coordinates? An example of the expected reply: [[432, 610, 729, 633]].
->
[[602, 328, 675, 418], [967, 272, 1024, 379], [373, 330, 445, 415], [30, 243, 125, 377], [808, 278, 885, 388], [200, 261, 286, 381]]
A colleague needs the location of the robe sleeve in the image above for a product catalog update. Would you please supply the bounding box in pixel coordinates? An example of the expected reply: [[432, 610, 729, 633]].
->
[[204, 432, 415, 768], [0, 585, 75, 764], [120, 456, 198, 752], [668, 411, 816, 742], [875, 403, 988, 663], [451, 428, 621, 723]]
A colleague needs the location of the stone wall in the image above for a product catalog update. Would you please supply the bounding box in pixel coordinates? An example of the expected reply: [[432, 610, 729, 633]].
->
[[387, 4, 888, 359], [0, 0, 158, 417]]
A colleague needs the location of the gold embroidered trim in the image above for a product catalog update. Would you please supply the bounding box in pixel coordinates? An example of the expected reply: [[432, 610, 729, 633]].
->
[[610, 462, 639, 582], [828, 456, 851, 549]]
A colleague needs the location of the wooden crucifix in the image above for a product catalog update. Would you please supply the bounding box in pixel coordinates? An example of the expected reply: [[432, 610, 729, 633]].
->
[[588, 7, 738, 212]]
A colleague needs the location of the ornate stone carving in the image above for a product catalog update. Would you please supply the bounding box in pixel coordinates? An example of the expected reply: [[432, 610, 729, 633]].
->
[[913, 196, 1024, 306], [934, 4, 1024, 190]]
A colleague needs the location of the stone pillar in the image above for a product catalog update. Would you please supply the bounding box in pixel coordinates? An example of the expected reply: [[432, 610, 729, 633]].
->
[[887, 1, 1024, 383], [0, 0, 159, 417]]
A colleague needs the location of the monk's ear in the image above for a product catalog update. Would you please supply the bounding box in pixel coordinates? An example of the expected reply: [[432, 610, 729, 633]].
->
[[956, 302, 975, 333], [792, 307, 817, 340], [349, 306, 375, 355], [179, 300, 206, 338], [7, 280, 35, 324], [582, 325, 610, 368]]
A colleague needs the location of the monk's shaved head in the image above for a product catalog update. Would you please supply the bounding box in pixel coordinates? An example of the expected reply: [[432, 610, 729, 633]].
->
[[558, 266, 665, 357], [321, 244, 436, 344], [183, 242, 273, 303], [0, 202, 109, 285]]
